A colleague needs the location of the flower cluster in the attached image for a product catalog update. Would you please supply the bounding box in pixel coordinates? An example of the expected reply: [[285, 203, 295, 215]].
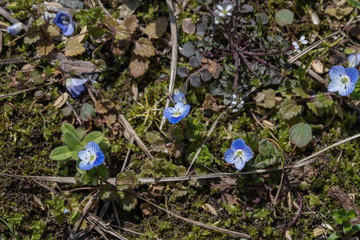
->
[[288, 36, 308, 55], [78, 141, 105, 170], [328, 65, 359, 96], [224, 139, 253, 171], [54, 11, 75, 36], [214, 2, 235, 24], [65, 78, 88, 98], [163, 89, 191, 124]]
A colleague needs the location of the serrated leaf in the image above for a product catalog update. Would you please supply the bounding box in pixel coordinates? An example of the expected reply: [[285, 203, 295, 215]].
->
[[279, 98, 302, 120], [144, 16, 168, 39], [292, 87, 310, 98], [115, 24, 131, 41], [116, 170, 138, 191], [275, 9, 294, 26], [134, 38, 155, 57], [255, 89, 275, 108], [24, 31, 40, 44], [123, 15, 138, 33], [289, 122, 312, 148], [82, 131, 104, 145], [37, 41, 54, 56], [306, 102, 318, 116], [315, 94, 333, 108], [253, 139, 282, 168], [129, 55, 149, 78], [64, 37, 86, 57], [48, 24, 60, 37], [120, 193, 137, 212], [49, 146, 72, 161], [64, 131, 82, 150]]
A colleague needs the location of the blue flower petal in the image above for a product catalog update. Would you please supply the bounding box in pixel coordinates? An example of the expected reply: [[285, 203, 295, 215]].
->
[[224, 149, 235, 164], [231, 139, 246, 150], [168, 116, 182, 124], [348, 54, 357, 67], [62, 21, 74, 36], [173, 92, 185, 103], [7, 23, 22, 36], [327, 79, 342, 92], [329, 65, 345, 82], [79, 160, 95, 170], [242, 146, 253, 162], [163, 107, 175, 119], [234, 158, 245, 171], [78, 149, 91, 162], [338, 83, 356, 96], [174, 101, 185, 110], [71, 78, 88, 87], [345, 67, 359, 84], [179, 104, 191, 119], [93, 150, 105, 167], [86, 141, 101, 155]]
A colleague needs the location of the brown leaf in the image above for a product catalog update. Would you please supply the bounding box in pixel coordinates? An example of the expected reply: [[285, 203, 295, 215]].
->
[[47, 52, 100, 75], [182, 18, 196, 34], [144, 17, 168, 39], [24, 31, 40, 44], [129, 55, 149, 78], [54, 92, 69, 109], [140, 203, 156, 215], [203, 93, 219, 112], [115, 24, 131, 40], [48, 24, 61, 37], [134, 38, 155, 57], [95, 101, 108, 114], [201, 203, 218, 216], [123, 15, 139, 33], [201, 59, 222, 79], [37, 41, 54, 56], [64, 37, 86, 57]]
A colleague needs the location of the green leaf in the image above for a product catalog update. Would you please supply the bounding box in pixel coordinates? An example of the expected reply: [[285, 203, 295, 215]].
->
[[50, 146, 72, 161], [64, 131, 82, 150], [332, 210, 345, 224], [327, 232, 342, 240], [343, 222, 352, 234], [275, 9, 294, 26], [253, 139, 282, 169], [347, 209, 357, 219], [350, 224, 360, 235], [116, 170, 138, 191], [120, 193, 137, 212], [289, 122, 312, 148], [82, 131, 104, 145], [315, 94, 333, 108], [279, 98, 302, 120], [61, 123, 79, 139], [80, 103, 95, 121], [255, 89, 276, 108]]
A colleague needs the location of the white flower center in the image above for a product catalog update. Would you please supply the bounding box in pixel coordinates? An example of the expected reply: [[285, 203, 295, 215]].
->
[[341, 75, 350, 85], [173, 111, 181, 117], [235, 149, 243, 159]]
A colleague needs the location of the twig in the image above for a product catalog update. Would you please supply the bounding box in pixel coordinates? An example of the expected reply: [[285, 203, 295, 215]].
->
[[130, 190, 250, 238], [0, 7, 29, 31], [283, 192, 302, 233], [159, 0, 178, 130], [0, 82, 53, 100]]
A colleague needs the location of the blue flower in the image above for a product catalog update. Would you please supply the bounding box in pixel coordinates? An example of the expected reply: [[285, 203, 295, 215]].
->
[[54, 11, 74, 36], [7, 22, 23, 36], [173, 89, 185, 104], [328, 65, 359, 96], [224, 139, 253, 171], [78, 141, 105, 170], [65, 78, 88, 98], [163, 101, 191, 124], [348, 53, 360, 68], [63, 208, 69, 214]]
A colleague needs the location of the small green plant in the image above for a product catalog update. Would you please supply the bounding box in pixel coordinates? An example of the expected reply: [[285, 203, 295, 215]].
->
[[328, 208, 360, 240]]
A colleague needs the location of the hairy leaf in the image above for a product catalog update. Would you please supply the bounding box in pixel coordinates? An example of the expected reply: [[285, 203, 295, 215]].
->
[[134, 38, 155, 57], [64, 37, 86, 57], [279, 98, 302, 120], [144, 16, 168, 39], [129, 55, 149, 78]]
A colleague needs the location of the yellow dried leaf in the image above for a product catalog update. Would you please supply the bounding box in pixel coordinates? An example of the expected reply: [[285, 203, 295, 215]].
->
[[48, 24, 60, 37], [37, 41, 54, 56], [54, 92, 69, 109], [123, 15, 138, 33], [144, 17, 168, 39], [129, 55, 149, 78], [134, 38, 155, 57], [64, 37, 86, 57]]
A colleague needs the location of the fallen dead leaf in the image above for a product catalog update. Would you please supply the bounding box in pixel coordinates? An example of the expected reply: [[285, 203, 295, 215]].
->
[[201, 203, 218, 216], [54, 92, 69, 109]]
